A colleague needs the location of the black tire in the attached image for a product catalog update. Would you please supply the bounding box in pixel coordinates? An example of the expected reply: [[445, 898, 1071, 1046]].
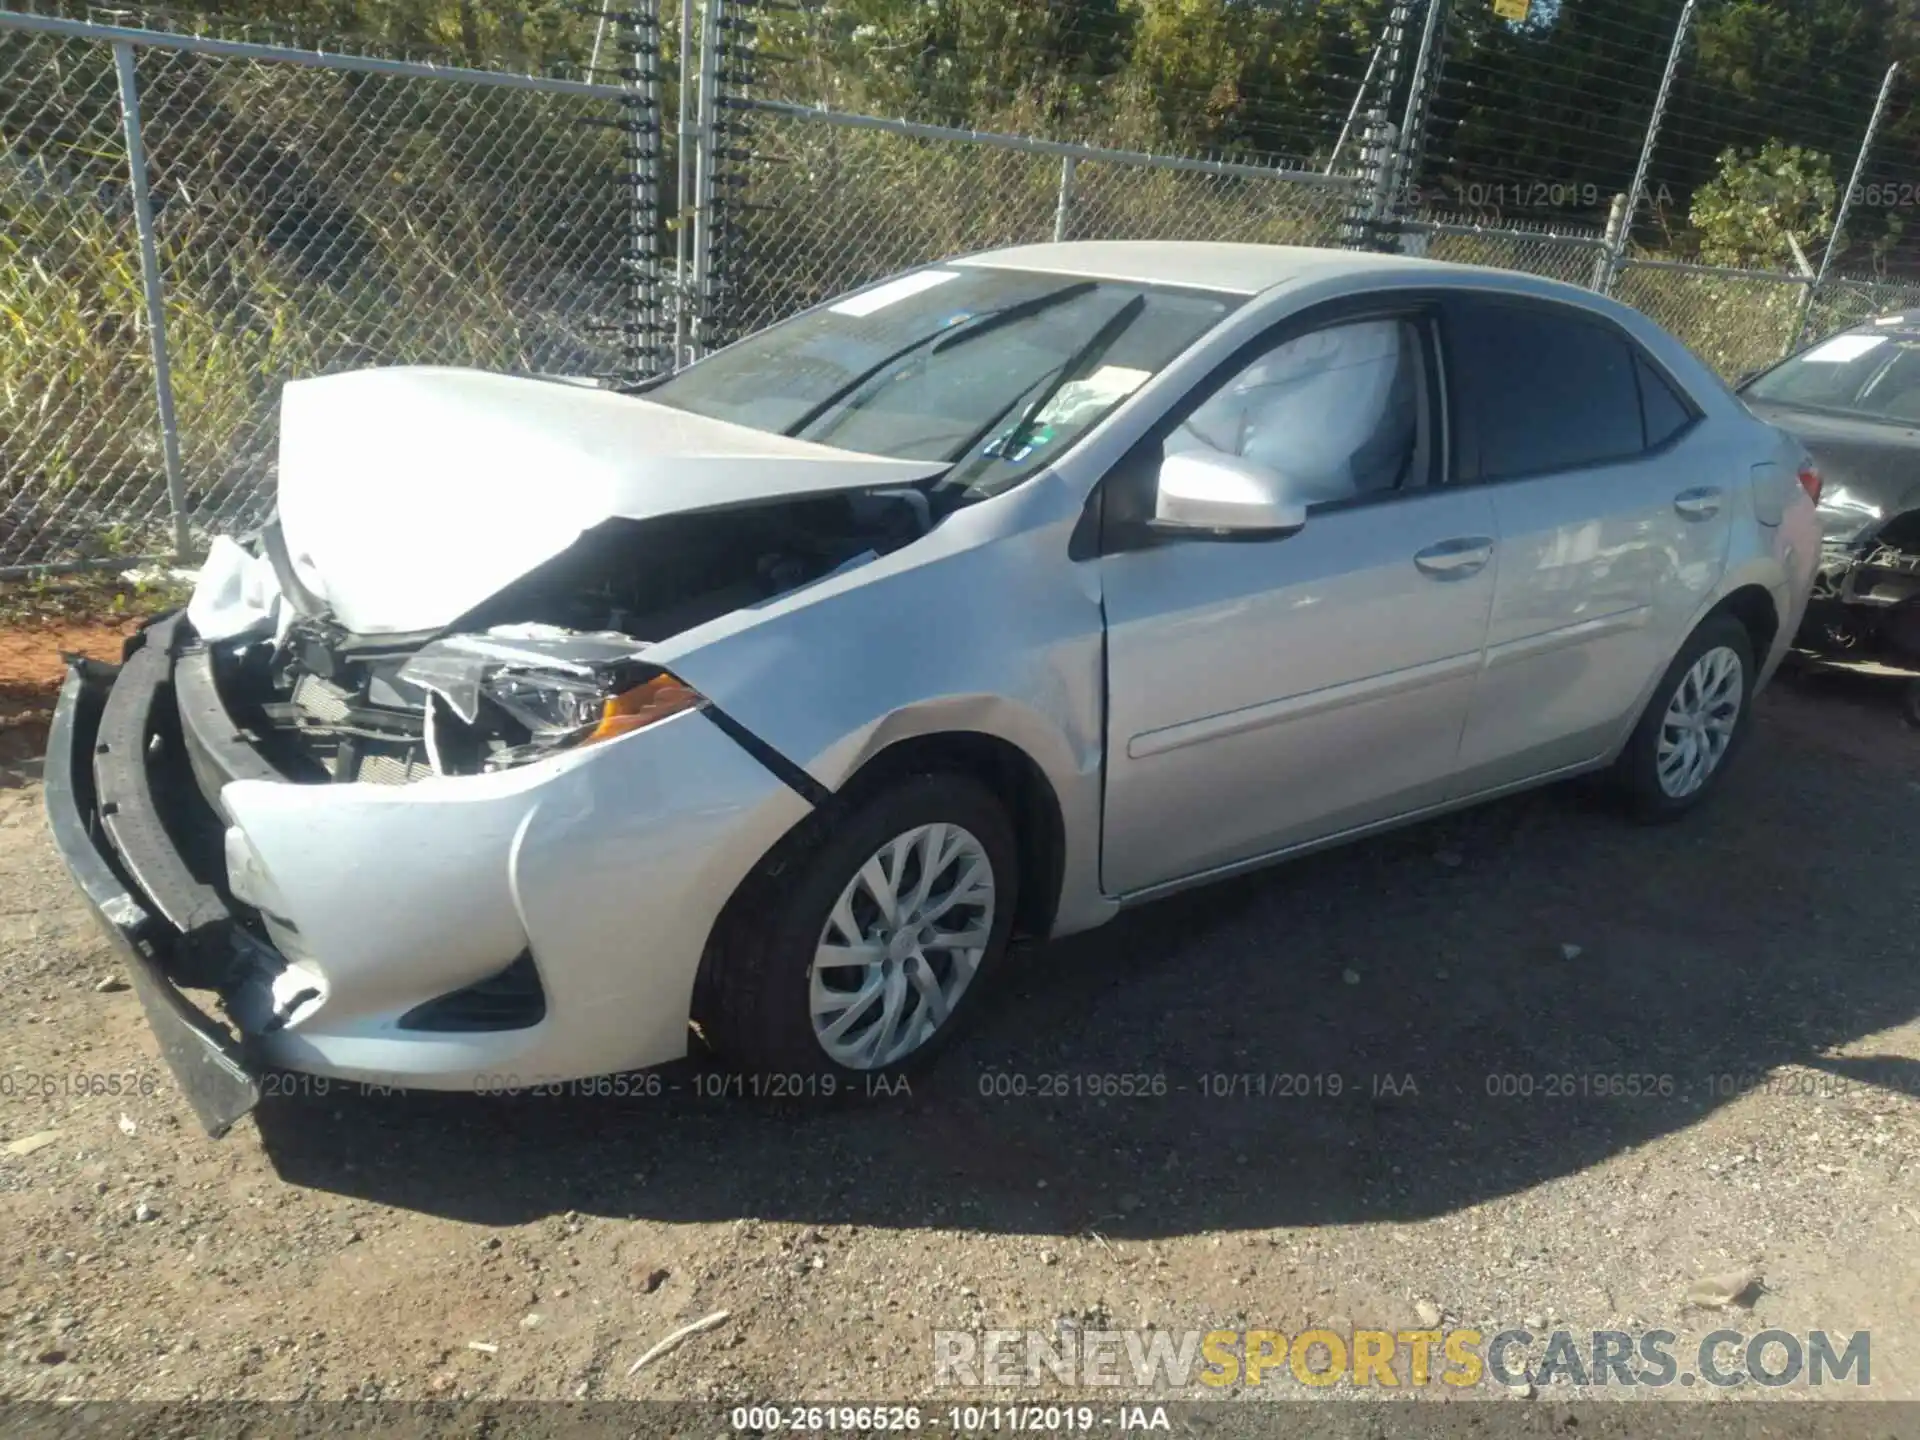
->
[[696, 772, 1019, 1079], [1902, 679, 1920, 730], [1613, 613, 1757, 823]]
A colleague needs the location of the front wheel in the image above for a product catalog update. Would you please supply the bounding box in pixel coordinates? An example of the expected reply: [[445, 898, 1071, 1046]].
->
[[1613, 614, 1756, 822], [697, 772, 1018, 1078]]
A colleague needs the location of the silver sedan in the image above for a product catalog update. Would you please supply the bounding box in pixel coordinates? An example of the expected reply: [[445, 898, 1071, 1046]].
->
[[46, 242, 1821, 1133]]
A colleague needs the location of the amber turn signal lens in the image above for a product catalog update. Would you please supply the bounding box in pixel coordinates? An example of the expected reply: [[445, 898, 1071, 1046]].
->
[[580, 674, 703, 747]]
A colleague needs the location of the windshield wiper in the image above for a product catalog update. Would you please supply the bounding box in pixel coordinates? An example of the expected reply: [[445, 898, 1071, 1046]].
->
[[949, 293, 1148, 476], [781, 281, 1098, 440]]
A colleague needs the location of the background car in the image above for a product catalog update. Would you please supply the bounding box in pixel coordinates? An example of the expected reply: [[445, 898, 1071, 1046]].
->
[[1738, 318, 1920, 721], [47, 242, 1820, 1136]]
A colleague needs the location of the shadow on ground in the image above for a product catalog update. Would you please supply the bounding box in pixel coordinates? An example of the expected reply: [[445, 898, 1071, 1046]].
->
[[255, 677, 1920, 1238]]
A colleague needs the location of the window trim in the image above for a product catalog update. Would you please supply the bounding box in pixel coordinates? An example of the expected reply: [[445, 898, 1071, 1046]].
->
[[1093, 291, 1450, 557], [1632, 349, 1702, 454], [1440, 293, 1701, 487]]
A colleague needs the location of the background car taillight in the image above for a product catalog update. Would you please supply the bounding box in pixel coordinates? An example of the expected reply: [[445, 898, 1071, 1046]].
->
[[1797, 462, 1823, 505]]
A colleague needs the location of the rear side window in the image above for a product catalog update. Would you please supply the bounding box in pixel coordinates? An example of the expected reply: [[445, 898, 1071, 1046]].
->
[[1636, 353, 1695, 447], [1447, 299, 1647, 480]]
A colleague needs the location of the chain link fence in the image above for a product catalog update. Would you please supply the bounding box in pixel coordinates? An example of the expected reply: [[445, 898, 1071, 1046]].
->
[[1401, 213, 1610, 287], [1613, 261, 1812, 382], [8, 8, 1920, 574], [1, 26, 165, 571], [0, 11, 630, 573], [700, 101, 1358, 351], [1806, 272, 1920, 342]]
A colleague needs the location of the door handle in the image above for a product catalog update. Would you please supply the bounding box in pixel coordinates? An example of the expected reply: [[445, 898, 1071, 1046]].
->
[[1674, 485, 1724, 520], [1413, 536, 1495, 579]]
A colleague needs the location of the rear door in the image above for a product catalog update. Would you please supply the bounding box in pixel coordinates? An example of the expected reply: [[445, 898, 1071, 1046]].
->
[[1442, 295, 1734, 792]]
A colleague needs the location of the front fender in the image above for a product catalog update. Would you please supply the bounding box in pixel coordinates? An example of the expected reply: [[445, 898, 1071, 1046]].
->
[[654, 473, 1115, 937]]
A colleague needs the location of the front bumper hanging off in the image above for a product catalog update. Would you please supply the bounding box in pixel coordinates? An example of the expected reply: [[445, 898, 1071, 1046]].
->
[[42, 619, 263, 1137], [42, 611, 822, 1137]]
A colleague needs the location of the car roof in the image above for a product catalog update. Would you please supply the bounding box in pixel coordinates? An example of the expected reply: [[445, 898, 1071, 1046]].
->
[[1843, 311, 1920, 340], [957, 241, 1475, 296]]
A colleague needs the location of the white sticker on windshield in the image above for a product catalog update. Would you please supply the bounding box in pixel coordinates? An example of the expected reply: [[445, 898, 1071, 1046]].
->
[[1803, 333, 1888, 363], [1032, 364, 1153, 428], [829, 270, 960, 318]]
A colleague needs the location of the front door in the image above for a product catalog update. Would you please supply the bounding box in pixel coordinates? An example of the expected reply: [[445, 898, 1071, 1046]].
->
[[1098, 305, 1498, 896]]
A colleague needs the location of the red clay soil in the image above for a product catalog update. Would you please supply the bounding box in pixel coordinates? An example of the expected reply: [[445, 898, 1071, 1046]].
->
[[0, 620, 138, 765]]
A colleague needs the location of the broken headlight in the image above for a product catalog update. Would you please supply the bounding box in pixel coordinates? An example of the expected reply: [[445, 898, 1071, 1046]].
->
[[476, 671, 704, 771], [401, 629, 706, 775], [482, 671, 611, 736]]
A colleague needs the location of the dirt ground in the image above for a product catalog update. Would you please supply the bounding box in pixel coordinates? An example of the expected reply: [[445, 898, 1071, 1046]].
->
[[0, 650, 1916, 1409], [0, 574, 183, 766]]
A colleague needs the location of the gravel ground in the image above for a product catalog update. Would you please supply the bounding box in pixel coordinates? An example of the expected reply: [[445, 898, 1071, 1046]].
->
[[0, 670, 1916, 1408]]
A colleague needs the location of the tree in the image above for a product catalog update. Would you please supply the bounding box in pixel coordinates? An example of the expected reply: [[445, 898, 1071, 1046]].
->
[[1688, 139, 1836, 268]]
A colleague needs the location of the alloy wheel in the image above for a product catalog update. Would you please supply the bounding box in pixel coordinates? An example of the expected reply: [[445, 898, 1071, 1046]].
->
[[1655, 644, 1744, 798], [808, 822, 996, 1069]]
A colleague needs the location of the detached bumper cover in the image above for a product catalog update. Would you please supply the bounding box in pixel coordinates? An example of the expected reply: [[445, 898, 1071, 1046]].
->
[[42, 638, 261, 1137]]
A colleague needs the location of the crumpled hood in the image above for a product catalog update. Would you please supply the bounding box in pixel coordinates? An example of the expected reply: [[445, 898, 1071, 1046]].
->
[[275, 367, 944, 635]]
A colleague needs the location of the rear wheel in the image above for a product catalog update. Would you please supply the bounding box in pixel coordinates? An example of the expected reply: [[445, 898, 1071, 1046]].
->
[[1613, 614, 1755, 822], [698, 772, 1018, 1078]]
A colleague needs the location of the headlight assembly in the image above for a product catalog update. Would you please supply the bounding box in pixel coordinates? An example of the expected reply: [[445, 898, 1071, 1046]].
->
[[399, 630, 705, 776], [481, 670, 611, 736], [473, 670, 704, 771]]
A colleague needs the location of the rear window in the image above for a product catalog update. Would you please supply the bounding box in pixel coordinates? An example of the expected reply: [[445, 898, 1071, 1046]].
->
[[1636, 354, 1695, 447], [1448, 299, 1646, 480]]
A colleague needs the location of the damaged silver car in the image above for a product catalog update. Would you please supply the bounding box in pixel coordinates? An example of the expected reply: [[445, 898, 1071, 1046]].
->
[[46, 242, 1818, 1135]]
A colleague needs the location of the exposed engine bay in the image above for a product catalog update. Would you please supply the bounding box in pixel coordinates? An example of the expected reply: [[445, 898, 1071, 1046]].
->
[[206, 487, 932, 785]]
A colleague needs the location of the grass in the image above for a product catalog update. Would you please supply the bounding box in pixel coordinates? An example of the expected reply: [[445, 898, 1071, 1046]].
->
[[0, 567, 194, 629], [2, 34, 625, 567]]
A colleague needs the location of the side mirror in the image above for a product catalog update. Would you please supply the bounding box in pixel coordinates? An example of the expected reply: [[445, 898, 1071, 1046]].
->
[[1151, 451, 1307, 538]]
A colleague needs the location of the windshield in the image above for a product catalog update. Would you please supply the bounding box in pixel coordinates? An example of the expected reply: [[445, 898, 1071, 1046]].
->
[[645, 266, 1240, 497], [1746, 327, 1920, 424]]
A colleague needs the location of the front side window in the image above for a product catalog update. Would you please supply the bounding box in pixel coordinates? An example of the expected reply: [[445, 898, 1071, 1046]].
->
[[644, 265, 1239, 500], [1447, 299, 1645, 480], [1163, 317, 1426, 508]]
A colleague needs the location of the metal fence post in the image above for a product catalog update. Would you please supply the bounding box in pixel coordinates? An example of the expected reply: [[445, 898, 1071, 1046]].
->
[[1340, 0, 1415, 251], [1393, 0, 1445, 215], [111, 40, 190, 562], [1791, 60, 1900, 352], [1326, 40, 1382, 177], [687, 0, 720, 359], [672, 0, 696, 367], [620, 0, 664, 386], [1589, 192, 1627, 291], [1601, 0, 1696, 296], [1052, 155, 1076, 242]]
